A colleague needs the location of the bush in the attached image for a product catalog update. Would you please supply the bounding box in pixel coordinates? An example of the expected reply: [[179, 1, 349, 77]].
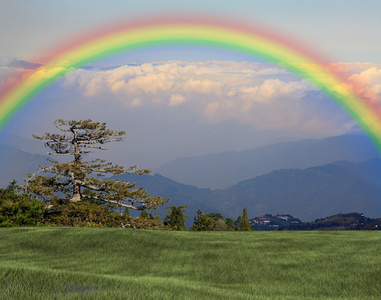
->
[[46, 201, 166, 229], [0, 181, 46, 227]]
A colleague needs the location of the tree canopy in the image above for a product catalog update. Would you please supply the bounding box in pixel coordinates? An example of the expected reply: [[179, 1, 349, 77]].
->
[[236, 208, 253, 231], [23, 119, 168, 213]]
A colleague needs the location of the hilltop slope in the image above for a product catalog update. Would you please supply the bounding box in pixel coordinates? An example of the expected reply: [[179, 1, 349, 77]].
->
[[0, 144, 49, 187]]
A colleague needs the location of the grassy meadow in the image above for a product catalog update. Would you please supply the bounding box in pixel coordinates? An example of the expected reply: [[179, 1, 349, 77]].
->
[[0, 228, 380, 299]]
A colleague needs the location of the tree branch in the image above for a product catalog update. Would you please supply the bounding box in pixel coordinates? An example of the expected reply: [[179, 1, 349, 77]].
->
[[73, 179, 106, 192], [25, 166, 53, 182], [82, 195, 139, 210], [79, 145, 108, 150], [54, 122, 71, 132]]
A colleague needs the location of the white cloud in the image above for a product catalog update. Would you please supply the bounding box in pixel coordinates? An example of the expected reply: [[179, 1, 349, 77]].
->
[[57, 61, 381, 134], [348, 67, 381, 101], [63, 61, 310, 106]]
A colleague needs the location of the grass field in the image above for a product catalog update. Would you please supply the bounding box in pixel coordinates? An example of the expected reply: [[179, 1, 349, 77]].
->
[[0, 228, 380, 299]]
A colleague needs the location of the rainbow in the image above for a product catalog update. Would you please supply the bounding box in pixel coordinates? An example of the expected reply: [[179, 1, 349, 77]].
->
[[1, 15, 381, 151]]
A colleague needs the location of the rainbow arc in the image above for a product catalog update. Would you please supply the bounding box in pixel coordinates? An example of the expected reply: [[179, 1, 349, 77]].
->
[[1, 16, 380, 151]]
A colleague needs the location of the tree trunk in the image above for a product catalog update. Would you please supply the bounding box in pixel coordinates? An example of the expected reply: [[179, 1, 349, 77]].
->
[[70, 183, 81, 203]]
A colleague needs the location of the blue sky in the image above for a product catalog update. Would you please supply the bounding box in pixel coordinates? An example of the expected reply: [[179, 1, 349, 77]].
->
[[2, 0, 381, 62], [1, 0, 381, 169]]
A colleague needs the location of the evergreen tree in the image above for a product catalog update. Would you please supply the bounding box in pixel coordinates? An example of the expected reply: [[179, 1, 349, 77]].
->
[[140, 210, 149, 219], [214, 218, 229, 231], [22, 119, 168, 213], [205, 213, 224, 222], [236, 208, 253, 231], [190, 208, 215, 231], [164, 205, 187, 230], [225, 218, 236, 230]]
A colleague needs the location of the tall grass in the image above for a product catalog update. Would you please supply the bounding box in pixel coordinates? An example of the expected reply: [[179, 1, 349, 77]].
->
[[0, 228, 380, 299]]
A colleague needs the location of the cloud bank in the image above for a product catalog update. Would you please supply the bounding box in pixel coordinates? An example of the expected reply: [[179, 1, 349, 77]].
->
[[2, 60, 380, 138], [57, 61, 380, 134]]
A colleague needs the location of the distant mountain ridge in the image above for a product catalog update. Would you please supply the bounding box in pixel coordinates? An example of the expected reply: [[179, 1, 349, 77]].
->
[[250, 212, 381, 231], [210, 159, 381, 221], [0, 133, 43, 154], [0, 144, 49, 187], [115, 158, 381, 225], [7, 60, 43, 70], [154, 134, 379, 189]]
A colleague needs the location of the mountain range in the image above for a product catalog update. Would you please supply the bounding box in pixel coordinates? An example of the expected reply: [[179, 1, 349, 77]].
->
[[0, 144, 49, 187], [154, 134, 379, 189], [115, 158, 381, 227], [1, 133, 381, 227], [6, 60, 43, 70]]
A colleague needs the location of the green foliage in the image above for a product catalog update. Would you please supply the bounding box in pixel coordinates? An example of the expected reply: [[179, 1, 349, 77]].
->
[[205, 213, 224, 222], [0, 181, 46, 227], [140, 210, 149, 219], [46, 201, 126, 227], [236, 208, 252, 231], [0, 181, 165, 229], [225, 218, 236, 230], [190, 209, 237, 231], [44, 201, 165, 229], [0, 180, 166, 229], [164, 206, 187, 230], [190, 209, 216, 231]]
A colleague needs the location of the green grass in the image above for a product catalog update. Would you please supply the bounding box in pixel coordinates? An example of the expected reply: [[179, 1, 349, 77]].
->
[[0, 228, 380, 299]]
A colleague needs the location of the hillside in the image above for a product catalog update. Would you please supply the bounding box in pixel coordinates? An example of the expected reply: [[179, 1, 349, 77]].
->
[[283, 212, 381, 230], [0, 133, 43, 154], [0, 144, 49, 187], [211, 159, 381, 221], [154, 134, 379, 189], [1, 229, 380, 299]]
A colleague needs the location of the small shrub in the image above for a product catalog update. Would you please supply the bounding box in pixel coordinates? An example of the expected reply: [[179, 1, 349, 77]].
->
[[0, 181, 46, 227]]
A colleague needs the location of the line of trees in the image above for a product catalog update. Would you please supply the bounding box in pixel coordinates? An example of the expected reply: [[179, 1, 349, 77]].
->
[[164, 206, 252, 231], [0, 182, 252, 230]]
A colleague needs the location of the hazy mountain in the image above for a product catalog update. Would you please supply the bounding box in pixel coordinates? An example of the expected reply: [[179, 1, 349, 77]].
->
[[210, 159, 381, 221], [0, 144, 49, 187], [1, 133, 44, 154], [7, 60, 43, 69], [154, 134, 379, 189], [116, 158, 381, 224], [111, 173, 215, 228]]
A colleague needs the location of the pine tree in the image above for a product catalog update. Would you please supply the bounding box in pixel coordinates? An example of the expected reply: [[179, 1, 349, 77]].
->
[[23, 119, 168, 214], [236, 208, 253, 231], [190, 208, 215, 231], [164, 206, 187, 230]]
